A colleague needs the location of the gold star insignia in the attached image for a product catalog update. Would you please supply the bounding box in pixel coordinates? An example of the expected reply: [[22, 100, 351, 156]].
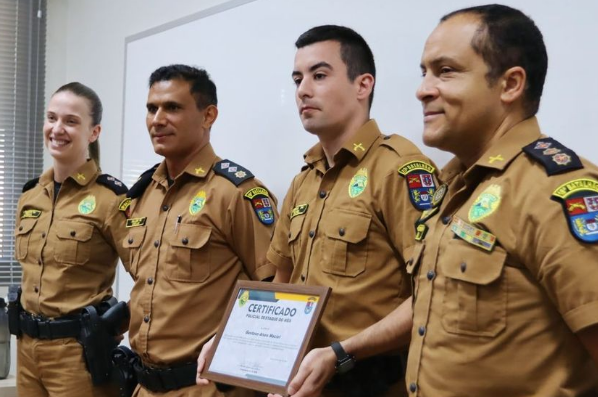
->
[[77, 173, 86, 180], [353, 143, 365, 152], [195, 167, 205, 175], [488, 155, 504, 164]]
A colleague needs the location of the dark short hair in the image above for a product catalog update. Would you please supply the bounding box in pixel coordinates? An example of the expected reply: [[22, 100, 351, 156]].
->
[[441, 4, 548, 116], [295, 25, 376, 109], [148, 64, 217, 109], [53, 82, 102, 165]]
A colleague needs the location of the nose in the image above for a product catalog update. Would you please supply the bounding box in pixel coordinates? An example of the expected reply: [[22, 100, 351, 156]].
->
[[416, 74, 438, 103], [150, 108, 167, 127], [51, 119, 65, 134], [296, 78, 312, 101]]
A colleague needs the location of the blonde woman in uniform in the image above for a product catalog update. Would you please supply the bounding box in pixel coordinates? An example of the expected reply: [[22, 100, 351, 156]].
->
[[13, 82, 129, 396]]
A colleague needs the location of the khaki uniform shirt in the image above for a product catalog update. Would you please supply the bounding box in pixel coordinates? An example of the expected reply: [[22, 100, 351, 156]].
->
[[125, 143, 277, 366], [16, 160, 129, 317], [268, 120, 437, 347], [406, 117, 598, 396]]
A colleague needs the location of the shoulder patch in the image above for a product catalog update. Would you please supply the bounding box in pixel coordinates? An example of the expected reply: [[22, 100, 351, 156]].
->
[[398, 160, 437, 211], [380, 134, 422, 157], [244, 187, 275, 225], [96, 174, 128, 195], [213, 159, 255, 186], [551, 178, 598, 243], [522, 138, 583, 176], [127, 164, 159, 199], [22, 177, 39, 193]]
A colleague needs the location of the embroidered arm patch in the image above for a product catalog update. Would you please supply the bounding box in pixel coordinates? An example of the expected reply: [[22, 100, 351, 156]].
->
[[244, 187, 275, 225], [398, 161, 436, 211], [551, 178, 598, 243]]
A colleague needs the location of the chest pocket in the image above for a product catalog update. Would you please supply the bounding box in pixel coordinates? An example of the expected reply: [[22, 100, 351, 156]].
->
[[288, 214, 306, 263], [54, 221, 95, 266], [166, 224, 211, 283], [320, 210, 371, 277], [440, 238, 507, 337], [123, 226, 146, 276], [15, 218, 38, 261]]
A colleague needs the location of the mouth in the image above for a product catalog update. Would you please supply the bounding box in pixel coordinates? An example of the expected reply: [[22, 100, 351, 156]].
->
[[300, 105, 318, 115], [423, 110, 443, 122], [48, 137, 71, 147]]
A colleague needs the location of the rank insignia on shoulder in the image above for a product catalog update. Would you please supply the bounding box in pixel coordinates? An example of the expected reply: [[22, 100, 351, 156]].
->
[[349, 168, 368, 198], [78, 195, 96, 215], [398, 161, 436, 211], [189, 190, 207, 215], [22, 177, 40, 193], [523, 138, 583, 176], [451, 216, 497, 251], [468, 184, 501, 223], [213, 159, 255, 186], [126, 217, 147, 228], [290, 204, 308, 220], [21, 209, 42, 219], [244, 187, 275, 225], [551, 178, 598, 243], [96, 174, 128, 195]]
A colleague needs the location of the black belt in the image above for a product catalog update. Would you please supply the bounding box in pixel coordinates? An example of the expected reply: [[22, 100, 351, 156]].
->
[[134, 360, 197, 393], [19, 311, 81, 339]]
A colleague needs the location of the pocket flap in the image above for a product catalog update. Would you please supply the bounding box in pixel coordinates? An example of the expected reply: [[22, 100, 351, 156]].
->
[[288, 215, 305, 243], [123, 227, 146, 249], [55, 221, 94, 242], [16, 218, 37, 235], [324, 210, 371, 244], [440, 238, 506, 285], [171, 224, 211, 249]]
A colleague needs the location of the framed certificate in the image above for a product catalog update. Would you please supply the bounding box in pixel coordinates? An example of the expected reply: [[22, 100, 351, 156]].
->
[[202, 280, 331, 395]]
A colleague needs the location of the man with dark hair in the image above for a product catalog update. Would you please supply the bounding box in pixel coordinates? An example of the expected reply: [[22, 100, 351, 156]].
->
[[123, 64, 277, 396], [406, 4, 598, 395], [258, 24, 436, 397]]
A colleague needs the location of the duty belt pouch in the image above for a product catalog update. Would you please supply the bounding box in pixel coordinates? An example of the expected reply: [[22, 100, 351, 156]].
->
[[112, 345, 138, 397], [7, 285, 21, 337], [79, 298, 129, 385]]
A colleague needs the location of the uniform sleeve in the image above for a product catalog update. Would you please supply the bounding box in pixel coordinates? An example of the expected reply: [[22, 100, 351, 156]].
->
[[225, 178, 278, 281], [520, 169, 598, 333], [102, 193, 131, 271], [379, 154, 439, 262], [266, 179, 295, 273]]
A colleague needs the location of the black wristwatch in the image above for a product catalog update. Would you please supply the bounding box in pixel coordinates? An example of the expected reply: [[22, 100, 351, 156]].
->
[[331, 341, 356, 374]]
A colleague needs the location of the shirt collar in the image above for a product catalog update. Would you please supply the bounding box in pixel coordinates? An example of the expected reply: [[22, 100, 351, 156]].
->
[[39, 159, 99, 187], [153, 143, 218, 184], [303, 119, 382, 167]]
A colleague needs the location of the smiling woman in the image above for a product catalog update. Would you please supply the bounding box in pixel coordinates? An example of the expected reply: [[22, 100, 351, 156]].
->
[[12, 83, 130, 397]]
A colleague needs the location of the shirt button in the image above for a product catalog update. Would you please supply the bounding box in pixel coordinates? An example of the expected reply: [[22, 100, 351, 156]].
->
[[128, 237, 134, 244], [182, 237, 189, 245], [308, 230, 315, 238], [70, 230, 76, 237], [441, 216, 451, 225], [41, 232, 46, 238], [37, 259, 42, 266], [409, 383, 417, 393], [154, 240, 160, 248], [300, 274, 306, 282], [147, 277, 153, 285], [288, 232, 292, 238], [460, 262, 467, 272], [319, 190, 326, 198], [338, 228, 345, 236], [34, 286, 39, 293], [418, 326, 426, 336], [143, 315, 150, 323], [162, 205, 169, 211], [18, 226, 23, 231], [383, 135, 390, 140], [427, 270, 435, 280]]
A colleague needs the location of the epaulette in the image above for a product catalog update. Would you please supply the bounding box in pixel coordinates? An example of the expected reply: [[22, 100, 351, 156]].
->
[[127, 164, 159, 199], [22, 177, 39, 193], [96, 174, 128, 195], [213, 159, 254, 186], [380, 134, 421, 157], [522, 138, 583, 176]]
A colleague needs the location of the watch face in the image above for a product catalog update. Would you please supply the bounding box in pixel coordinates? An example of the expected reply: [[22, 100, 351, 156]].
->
[[336, 357, 356, 374]]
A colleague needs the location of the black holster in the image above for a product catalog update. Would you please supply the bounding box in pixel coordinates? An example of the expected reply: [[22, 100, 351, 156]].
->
[[7, 285, 22, 337], [112, 345, 138, 397], [79, 298, 130, 386], [326, 354, 404, 397]]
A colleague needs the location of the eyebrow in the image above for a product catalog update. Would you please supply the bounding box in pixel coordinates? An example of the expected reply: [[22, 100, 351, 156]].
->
[[146, 100, 181, 109], [292, 61, 333, 77], [420, 56, 461, 70]]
